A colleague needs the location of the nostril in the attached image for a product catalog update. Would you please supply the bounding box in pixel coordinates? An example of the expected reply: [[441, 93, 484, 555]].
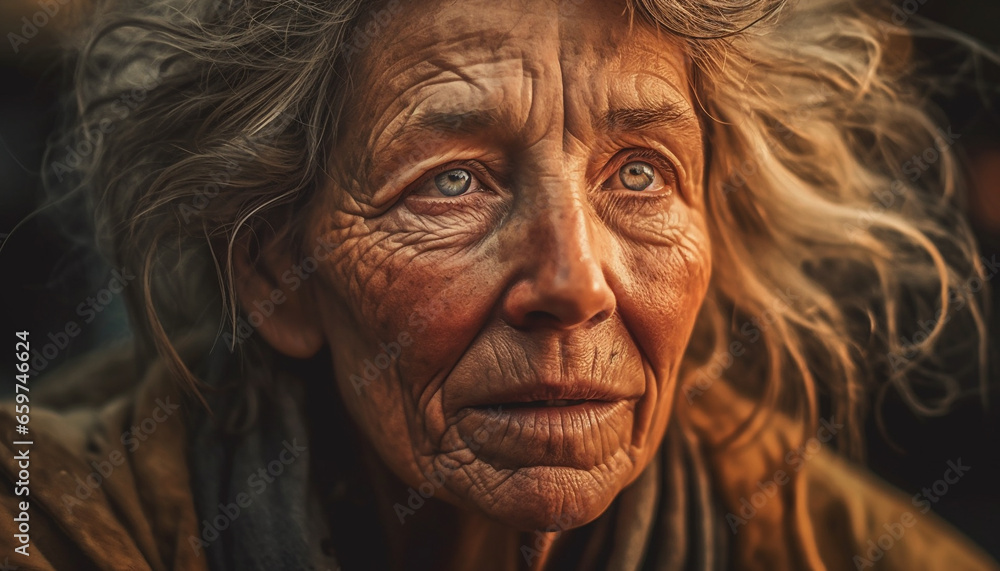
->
[[501, 268, 616, 330], [520, 307, 612, 330], [590, 309, 611, 324], [525, 310, 551, 324]]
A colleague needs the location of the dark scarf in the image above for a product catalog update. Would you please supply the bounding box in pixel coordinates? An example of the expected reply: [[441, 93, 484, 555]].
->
[[188, 348, 728, 570]]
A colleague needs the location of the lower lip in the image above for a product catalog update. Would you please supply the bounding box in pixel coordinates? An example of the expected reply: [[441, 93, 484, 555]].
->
[[456, 400, 635, 469], [470, 399, 624, 418]]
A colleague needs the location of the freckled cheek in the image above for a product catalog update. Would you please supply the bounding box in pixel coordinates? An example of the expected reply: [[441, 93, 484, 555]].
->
[[327, 240, 502, 397], [394, 267, 501, 389], [618, 219, 711, 374]]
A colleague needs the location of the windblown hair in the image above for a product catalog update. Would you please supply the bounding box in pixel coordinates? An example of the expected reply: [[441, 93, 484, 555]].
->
[[52, 0, 991, 454]]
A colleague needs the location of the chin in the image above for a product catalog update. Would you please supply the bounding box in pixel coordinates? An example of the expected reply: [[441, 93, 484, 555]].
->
[[457, 461, 634, 531]]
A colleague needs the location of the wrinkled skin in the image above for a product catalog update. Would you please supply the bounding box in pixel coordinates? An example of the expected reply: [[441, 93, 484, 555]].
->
[[240, 0, 711, 563]]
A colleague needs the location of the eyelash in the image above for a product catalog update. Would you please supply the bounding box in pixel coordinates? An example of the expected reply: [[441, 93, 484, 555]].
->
[[410, 160, 497, 198], [602, 148, 678, 192]]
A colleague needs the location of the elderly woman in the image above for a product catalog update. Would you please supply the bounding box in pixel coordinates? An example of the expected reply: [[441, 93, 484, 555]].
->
[[0, 0, 997, 569]]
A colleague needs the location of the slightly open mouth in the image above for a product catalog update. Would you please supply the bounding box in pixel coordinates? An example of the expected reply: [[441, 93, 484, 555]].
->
[[482, 399, 589, 409]]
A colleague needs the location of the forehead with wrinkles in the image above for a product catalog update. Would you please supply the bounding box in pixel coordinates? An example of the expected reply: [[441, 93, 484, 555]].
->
[[333, 0, 700, 202]]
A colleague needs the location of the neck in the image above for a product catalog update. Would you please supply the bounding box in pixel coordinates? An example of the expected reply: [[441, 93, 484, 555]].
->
[[359, 449, 570, 571], [448, 509, 565, 571]]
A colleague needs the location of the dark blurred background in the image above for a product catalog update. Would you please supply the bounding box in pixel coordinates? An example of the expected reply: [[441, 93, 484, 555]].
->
[[0, 0, 998, 560]]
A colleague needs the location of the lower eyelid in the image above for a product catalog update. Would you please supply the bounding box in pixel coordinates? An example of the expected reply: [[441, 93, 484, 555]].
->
[[403, 187, 505, 216]]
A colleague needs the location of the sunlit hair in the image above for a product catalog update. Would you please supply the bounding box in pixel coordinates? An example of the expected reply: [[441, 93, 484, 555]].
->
[[52, 0, 991, 453]]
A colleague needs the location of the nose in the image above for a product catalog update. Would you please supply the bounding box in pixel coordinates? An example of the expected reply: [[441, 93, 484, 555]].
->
[[501, 194, 616, 330]]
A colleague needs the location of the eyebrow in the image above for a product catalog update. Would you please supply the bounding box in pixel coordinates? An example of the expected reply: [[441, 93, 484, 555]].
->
[[597, 101, 698, 133], [408, 109, 505, 136], [384, 99, 699, 161]]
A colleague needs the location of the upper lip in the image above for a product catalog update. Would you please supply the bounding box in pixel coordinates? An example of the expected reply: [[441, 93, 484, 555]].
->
[[448, 334, 645, 412]]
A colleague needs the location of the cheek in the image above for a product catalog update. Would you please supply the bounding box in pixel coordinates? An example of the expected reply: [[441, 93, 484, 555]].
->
[[307, 201, 508, 482], [615, 204, 712, 366], [611, 204, 711, 463], [329, 233, 504, 401]]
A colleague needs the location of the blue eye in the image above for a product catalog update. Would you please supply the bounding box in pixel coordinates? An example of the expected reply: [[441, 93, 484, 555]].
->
[[619, 161, 656, 191], [434, 169, 473, 196]]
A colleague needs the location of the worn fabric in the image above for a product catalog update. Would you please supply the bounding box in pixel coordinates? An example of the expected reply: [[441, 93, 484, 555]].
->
[[0, 344, 996, 570]]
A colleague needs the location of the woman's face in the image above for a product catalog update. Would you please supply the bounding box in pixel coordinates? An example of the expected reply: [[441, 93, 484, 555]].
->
[[293, 0, 710, 530]]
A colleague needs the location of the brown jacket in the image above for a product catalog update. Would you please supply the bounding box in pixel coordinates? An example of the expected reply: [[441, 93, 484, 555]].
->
[[0, 346, 996, 570]]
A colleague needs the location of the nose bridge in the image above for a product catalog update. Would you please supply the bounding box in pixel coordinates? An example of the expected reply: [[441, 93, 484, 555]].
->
[[502, 146, 616, 329], [514, 139, 600, 281], [533, 186, 599, 286]]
